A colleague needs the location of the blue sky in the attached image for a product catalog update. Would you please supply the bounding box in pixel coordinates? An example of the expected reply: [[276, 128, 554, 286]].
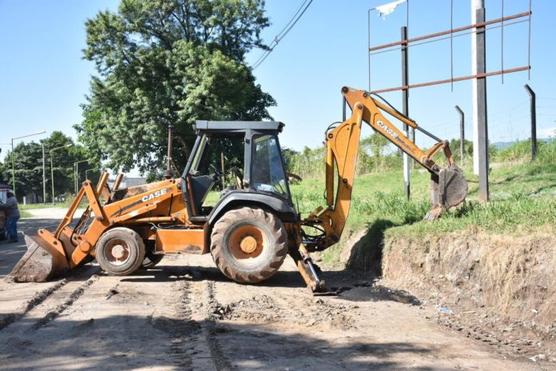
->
[[1, 0, 555, 162]]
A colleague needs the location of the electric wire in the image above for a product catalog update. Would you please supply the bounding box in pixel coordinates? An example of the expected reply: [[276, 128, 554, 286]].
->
[[252, 0, 314, 70]]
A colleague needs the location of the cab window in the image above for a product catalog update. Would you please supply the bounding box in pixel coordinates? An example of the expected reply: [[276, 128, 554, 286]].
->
[[251, 135, 289, 198]]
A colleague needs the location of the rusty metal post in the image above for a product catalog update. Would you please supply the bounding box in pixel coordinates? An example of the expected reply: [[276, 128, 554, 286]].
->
[[524, 84, 537, 161], [164, 122, 174, 179], [455, 105, 465, 163], [401, 26, 411, 200], [475, 7, 489, 202]]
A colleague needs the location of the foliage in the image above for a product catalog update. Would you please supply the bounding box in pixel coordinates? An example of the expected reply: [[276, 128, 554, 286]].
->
[[76, 0, 274, 175], [491, 139, 555, 163], [0, 132, 92, 201], [448, 138, 473, 162], [283, 133, 403, 180]]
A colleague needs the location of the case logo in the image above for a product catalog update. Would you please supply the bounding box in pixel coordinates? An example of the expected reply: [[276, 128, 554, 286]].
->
[[142, 188, 168, 202]]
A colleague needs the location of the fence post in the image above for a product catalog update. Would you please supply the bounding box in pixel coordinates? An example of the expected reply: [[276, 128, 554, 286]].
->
[[455, 105, 465, 163], [524, 84, 537, 161]]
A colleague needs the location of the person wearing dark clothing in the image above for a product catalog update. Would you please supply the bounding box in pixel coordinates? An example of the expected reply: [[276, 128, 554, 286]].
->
[[0, 192, 20, 242]]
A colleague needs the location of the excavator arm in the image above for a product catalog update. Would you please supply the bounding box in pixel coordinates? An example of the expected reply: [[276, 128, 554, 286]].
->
[[302, 87, 468, 252]]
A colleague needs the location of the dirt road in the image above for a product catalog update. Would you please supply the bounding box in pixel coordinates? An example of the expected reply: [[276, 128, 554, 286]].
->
[[0, 211, 542, 370]]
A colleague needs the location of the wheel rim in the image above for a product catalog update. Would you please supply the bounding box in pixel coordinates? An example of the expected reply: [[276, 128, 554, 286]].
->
[[105, 238, 131, 266], [228, 224, 265, 260]]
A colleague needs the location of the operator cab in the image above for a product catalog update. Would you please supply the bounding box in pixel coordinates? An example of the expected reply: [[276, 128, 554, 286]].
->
[[182, 121, 293, 223]]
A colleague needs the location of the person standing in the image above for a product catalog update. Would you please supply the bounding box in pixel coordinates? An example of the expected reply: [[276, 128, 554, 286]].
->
[[0, 192, 20, 242]]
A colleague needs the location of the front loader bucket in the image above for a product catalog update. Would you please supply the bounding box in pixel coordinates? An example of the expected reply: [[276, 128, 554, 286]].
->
[[426, 164, 468, 220], [8, 234, 70, 282]]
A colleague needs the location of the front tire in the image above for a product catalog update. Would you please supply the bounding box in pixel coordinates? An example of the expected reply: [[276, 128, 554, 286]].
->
[[96, 227, 146, 276], [210, 207, 288, 284]]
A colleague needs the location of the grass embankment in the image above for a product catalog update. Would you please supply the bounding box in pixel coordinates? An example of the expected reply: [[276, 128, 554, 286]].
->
[[290, 140, 556, 264]]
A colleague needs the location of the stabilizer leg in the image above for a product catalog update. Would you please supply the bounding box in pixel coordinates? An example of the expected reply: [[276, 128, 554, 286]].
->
[[290, 244, 335, 295]]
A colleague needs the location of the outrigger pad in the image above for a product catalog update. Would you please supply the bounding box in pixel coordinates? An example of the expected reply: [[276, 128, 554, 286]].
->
[[8, 235, 69, 283]]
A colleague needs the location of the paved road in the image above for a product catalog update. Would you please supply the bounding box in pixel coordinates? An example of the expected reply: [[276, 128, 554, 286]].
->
[[0, 210, 540, 370]]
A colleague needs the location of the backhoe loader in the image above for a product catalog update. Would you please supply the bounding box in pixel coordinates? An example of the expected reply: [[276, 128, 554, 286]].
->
[[9, 87, 467, 292]]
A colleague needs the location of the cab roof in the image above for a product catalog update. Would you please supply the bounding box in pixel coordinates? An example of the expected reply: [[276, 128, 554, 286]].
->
[[194, 120, 284, 134]]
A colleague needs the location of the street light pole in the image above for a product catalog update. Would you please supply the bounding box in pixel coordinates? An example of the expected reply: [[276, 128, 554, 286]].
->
[[50, 144, 72, 203], [9, 130, 46, 196], [74, 159, 89, 193], [42, 143, 46, 203]]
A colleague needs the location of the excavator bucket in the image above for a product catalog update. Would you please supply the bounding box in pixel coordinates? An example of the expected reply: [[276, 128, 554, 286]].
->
[[426, 164, 468, 220], [8, 234, 70, 282]]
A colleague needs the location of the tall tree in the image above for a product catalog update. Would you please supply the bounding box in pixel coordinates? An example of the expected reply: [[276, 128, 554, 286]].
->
[[76, 0, 275, 174]]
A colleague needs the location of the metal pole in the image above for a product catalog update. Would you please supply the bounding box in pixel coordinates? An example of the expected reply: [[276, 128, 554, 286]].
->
[[368, 9, 372, 91], [11, 138, 15, 194], [455, 105, 465, 163], [524, 84, 537, 160], [165, 122, 174, 179], [401, 26, 410, 200], [42, 143, 46, 203], [51, 155, 55, 203], [476, 7, 489, 202], [342, 97, 346, 121], [471, 0, 485, 175], [85, 168, 96, 180], [74, 160, 88, 193]]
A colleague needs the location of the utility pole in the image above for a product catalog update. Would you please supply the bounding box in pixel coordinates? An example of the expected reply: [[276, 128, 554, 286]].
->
[[455, 105, 465, 163], [401, 26, 411, 200], [524, 84, 537, 161], [475, 6, 489, 201]]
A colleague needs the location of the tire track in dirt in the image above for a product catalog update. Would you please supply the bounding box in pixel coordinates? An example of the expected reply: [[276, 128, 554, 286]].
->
[[0, 265, 100, 332], [149, 278, 196, 370], [0, 279, 67, 331], [177, 272, 232, 371], [204, 280, 233, 371], [0, 271, 100, 337], [30, 274, 99, 330]]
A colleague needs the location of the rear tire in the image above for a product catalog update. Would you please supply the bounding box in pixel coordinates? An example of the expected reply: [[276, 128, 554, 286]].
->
[[96, 227, 145, 276], [210, 207, 288, 284]]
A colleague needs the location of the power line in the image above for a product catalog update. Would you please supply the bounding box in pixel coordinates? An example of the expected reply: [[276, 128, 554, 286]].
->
[[252, 0, 314, 70]]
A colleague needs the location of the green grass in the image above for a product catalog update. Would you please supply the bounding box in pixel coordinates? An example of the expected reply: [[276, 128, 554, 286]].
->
[[290, 140, 556, 251], [19, 202, 68, 210]]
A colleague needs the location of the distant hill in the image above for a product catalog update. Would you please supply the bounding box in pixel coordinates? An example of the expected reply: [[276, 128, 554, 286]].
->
[[493, 137, 555, 150]]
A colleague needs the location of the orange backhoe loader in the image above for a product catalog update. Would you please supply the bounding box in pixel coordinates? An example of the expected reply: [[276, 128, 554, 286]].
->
[[9, 87, 467, 292]]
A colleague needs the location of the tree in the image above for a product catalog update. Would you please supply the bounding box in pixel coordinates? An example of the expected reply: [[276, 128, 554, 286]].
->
[[0, 132, 93, 202], [76, 0, 275, 175]]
